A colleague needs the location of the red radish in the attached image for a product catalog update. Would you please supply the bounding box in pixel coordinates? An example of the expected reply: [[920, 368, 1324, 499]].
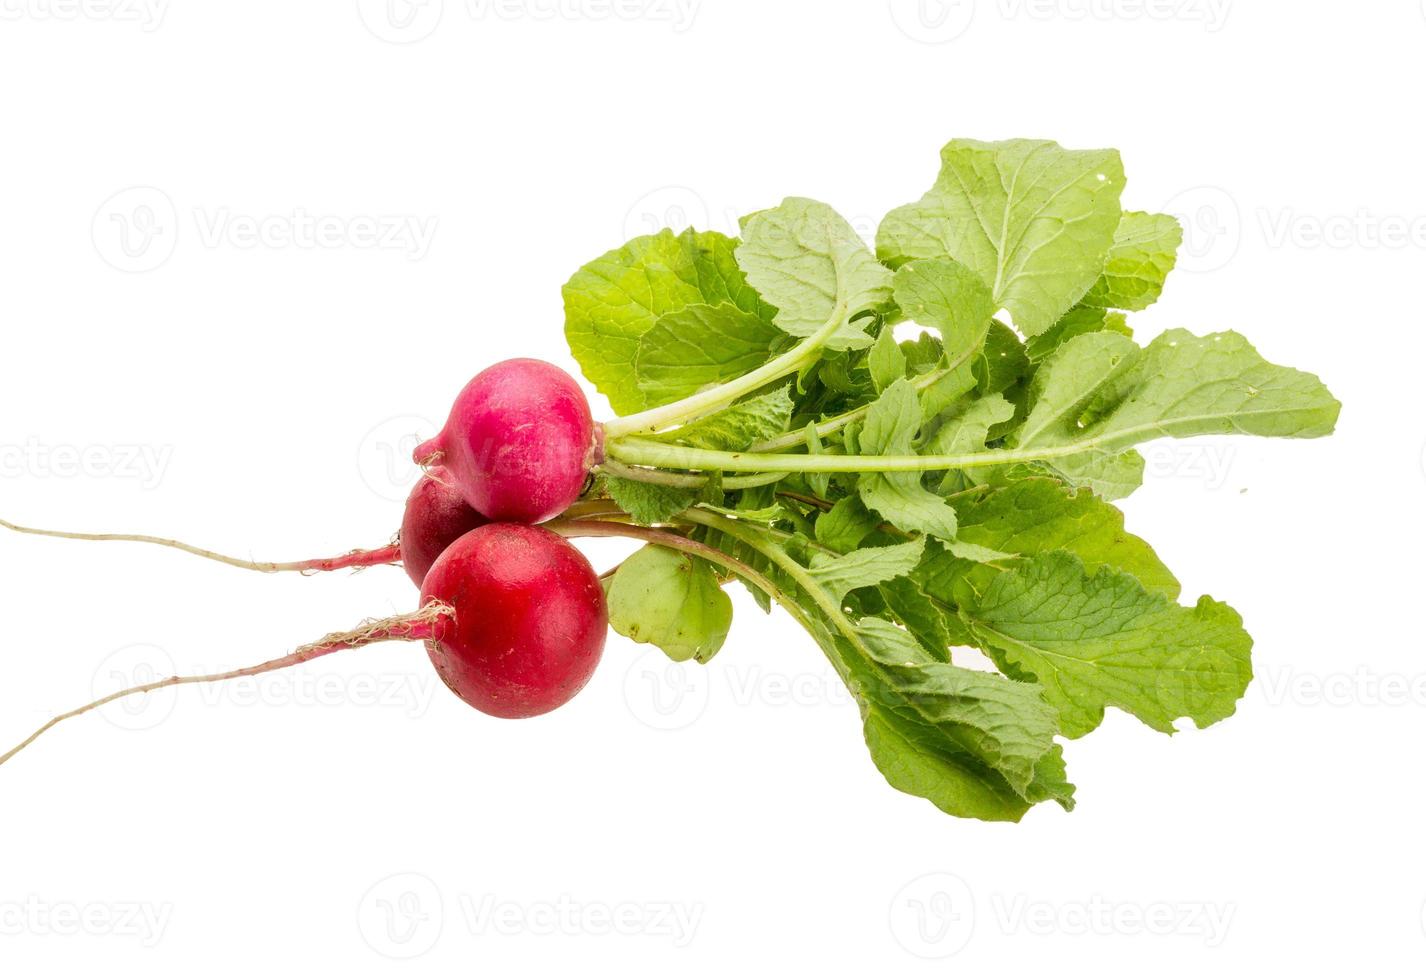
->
[[399, 465, 485, 586], [0, 521, 609, 764], [420, 523, 607, 718], [414, 359, 600, 525]]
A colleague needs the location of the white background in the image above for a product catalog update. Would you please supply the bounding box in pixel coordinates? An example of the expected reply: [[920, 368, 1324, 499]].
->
[[0, 1, 1420, 974]]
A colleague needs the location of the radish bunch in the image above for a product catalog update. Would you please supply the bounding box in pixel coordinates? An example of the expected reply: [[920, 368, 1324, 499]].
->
[[2, 136, 1344, 823], [402, 359, 608, 718], [0, 357, 610, 766]]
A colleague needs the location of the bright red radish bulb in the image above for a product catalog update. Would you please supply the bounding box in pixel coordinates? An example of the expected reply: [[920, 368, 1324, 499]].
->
[[413, 359, 599, 525], [399, 466, 485, 587], [420, 523, 607, 719]]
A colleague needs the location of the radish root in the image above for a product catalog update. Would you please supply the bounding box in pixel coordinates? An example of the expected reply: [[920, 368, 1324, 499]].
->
[[0, 602, 454, 767], [0, 518, 401, 575]]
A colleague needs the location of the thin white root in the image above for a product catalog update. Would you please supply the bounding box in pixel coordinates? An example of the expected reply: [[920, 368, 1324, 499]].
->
[[0, 518, 401, 574], [0, 603, 454, 768], [289, 602, 451, 658]]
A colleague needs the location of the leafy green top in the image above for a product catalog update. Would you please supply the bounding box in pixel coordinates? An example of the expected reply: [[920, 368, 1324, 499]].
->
[[560, 137, 1340, 823]]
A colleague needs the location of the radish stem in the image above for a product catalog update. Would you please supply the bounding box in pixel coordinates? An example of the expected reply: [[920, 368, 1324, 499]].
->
[[604, 435, 1093, 474], [596, 459, 785, 491], [749, 323, 989, 453], [600, 298, 849, 439], [547, 518, 820, 638]]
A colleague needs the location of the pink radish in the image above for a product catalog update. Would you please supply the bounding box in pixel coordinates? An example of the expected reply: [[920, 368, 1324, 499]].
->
[[2, 362, 600, 575], [0, 522, 609, 764], [399, 465, 485, 586], [420, 523, 607, 718], [414, 359, 600, 525]]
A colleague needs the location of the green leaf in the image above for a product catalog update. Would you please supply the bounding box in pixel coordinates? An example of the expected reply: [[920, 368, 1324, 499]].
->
[[1017, 329, 1140, 445], [923, 478, 1180, 598], [878, 138, 1126, 336], [815, 495, 880, 553], [803, 422, 832, 498], [1080, 211, 1182, 312], [1008, 329, 1143, 496], [808, 539, 926, 603], [924, 393, 1016, 492], [604, 477, 695, 525], [564, 228, 772, 413], [695, 501, 784, 524], [656, 386, 794, 451], [1096, 328, 1342, 440], [890, 257, 995, 352], [1024, 306, 1131, 362], [1025, 747, 1076, 807], [876, 574, 966, 657], [955, 552, 1253, 738], [1026, 450, 1145, 501], [868, 327, 907, 393], [918, 362, 979, 422], [901, 332, 944, 373], [635, 303, 782, 406], [1010, 329, 1342, 468], [737, 198, 893, 349], [926, 391, 1015, 455], [972, 320, 1031, 396], [856, 379, 961, 541], [891, 258, 996, 423], [607, 545, 733, 664], [849, 617, 1069, 820], [861, 714, 1040, 822]]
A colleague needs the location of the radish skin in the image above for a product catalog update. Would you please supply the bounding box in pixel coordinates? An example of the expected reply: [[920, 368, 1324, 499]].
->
[[399, 465, 485, 586], [415, 359, 598, 525], [421, 523, 607, 718]]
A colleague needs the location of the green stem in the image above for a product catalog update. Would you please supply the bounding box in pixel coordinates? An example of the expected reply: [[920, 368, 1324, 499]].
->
[[676, 509, 871, 679], [780, 485, 987, 512], [607, 435, 1089, 475], [546, 518, 821, 638], [597, 459, 786, 491], [749, 321, 989, 453], [600, 299, 849, 440], [686, 508, 981, 662]]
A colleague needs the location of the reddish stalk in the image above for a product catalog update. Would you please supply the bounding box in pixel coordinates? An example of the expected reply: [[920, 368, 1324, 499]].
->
[[0, 501, 632, 577], [290, 543, 402, 572]]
